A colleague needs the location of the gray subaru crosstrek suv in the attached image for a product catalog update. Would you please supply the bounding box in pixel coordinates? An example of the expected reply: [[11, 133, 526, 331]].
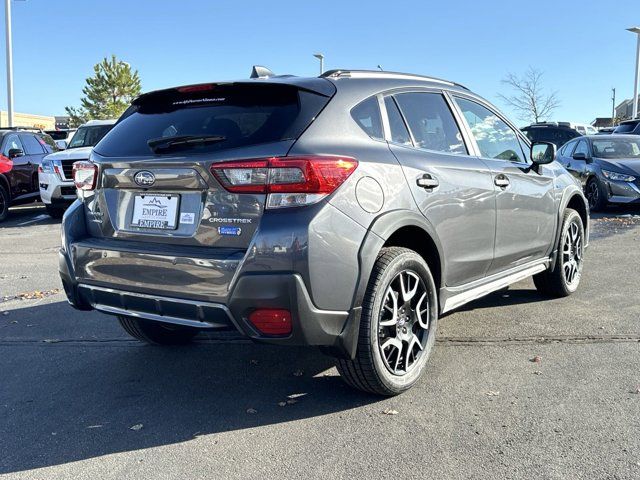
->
[[59, 69, 589, 395]]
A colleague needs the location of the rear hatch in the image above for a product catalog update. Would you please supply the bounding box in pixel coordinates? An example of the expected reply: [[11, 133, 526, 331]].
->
[[74, 80, 334, 300], [87, 81, 333, 250]]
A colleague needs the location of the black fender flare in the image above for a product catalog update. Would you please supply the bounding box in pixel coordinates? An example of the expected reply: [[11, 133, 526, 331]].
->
[[550, 186, 589, 269], [333, 210, 444, 359]]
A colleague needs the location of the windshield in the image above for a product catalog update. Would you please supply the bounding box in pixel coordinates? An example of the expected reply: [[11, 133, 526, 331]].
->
[[522, 127, 580, 148], [94, 83, 330, 157], [67, 125, 113, 149], [592, 138, 640, 159]]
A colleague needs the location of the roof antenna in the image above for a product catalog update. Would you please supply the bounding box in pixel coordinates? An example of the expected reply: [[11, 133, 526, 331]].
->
[[377, 65, 384, 71], [250, 65, 274, 79]]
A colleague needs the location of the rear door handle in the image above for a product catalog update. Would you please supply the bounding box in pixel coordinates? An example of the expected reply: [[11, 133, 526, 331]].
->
[[494, 174, 510, 188], [416, 174, 439, 190]]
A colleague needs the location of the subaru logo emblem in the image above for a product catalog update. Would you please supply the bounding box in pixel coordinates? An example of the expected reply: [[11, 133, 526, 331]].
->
[[134, 171, 155, 187]]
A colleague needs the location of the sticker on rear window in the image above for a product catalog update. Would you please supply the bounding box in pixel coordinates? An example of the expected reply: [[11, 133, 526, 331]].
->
[[218, 226, 242, 236], [180, 212, 195, 225]]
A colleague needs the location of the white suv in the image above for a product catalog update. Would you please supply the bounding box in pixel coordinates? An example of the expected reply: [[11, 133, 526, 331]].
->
[[39, 119, 116, 217]]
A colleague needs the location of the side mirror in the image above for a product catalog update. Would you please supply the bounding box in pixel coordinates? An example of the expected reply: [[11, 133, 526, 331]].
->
[[8, 148, 24, 159], [530, 141, 556, 165], [572, 152, 588, 161]]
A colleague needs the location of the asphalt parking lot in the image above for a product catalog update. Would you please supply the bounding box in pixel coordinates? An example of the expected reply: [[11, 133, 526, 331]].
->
[[1, 203, 639, 480]]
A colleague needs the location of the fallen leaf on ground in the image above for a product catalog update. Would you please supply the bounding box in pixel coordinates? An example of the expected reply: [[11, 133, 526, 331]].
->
[[530, 356, 542, 364], [129, 424, 143, 431], [485, 391, 500, 397], [86, 425, 103, 429], [533, 371, 543, 375], [382, 409, 399, 415]]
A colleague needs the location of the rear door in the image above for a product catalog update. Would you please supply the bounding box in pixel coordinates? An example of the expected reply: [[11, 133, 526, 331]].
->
[[452, 96, 556, 273], [2, 134, 29, 197], [383, 90, 496, 286]]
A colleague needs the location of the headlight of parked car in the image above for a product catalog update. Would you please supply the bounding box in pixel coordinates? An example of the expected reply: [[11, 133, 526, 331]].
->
[[39, 159, 55, 173], [602, 170, 636, 182]]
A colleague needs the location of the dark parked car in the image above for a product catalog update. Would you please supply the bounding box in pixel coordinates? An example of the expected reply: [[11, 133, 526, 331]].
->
[[556, 134, 640, 210], [613, 119, 640, 135], [521, 122, 582, 148], [0, 128, 57, 222], [59, 69, 589, 395]]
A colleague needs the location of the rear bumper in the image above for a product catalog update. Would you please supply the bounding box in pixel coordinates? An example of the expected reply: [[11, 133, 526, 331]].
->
[[59, 247, 359, 358]]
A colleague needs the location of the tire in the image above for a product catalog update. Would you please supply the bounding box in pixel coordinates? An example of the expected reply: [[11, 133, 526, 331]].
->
[[45, 204, 65, 219], [0, 183, 9, 223], [586, 177, 607, 212], [533, 208, 585, 298], [118, 315, 200, 345], [336, 247, 438, 396]]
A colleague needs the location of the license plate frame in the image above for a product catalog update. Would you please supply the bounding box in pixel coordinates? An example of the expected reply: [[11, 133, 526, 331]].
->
[[130, 193, 180, 230]]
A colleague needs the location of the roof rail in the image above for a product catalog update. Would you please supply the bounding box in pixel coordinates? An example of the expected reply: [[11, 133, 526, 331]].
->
[[0, 126, 44, 132], [321, 69, 469, 90]]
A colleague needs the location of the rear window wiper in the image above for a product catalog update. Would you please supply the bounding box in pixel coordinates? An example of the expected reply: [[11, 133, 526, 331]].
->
[[148, 134, 227, 152]]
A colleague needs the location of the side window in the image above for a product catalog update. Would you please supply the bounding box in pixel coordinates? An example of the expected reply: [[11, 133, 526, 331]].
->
[[454, 97, 526, 162], [393, 93, 467, 155], [18, 134, 45, 155], [2, 135, 23, 156], [351, 96, 383, 140], [37, 134, 58, 153], [573, 140, 589, 157], [560, 141, 576, 157], [384, 96, 412, 146]]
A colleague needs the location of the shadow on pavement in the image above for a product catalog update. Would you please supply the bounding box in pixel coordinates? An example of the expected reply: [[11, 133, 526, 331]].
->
[[1, 202, 60, 229], [453, 288, 546, 313], [0, 301, 380, 474]]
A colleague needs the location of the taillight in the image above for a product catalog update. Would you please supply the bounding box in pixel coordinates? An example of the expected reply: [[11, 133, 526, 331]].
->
[[248, 309, 292, 336], [73, 161, 98, 191], [210, 155, 358, 208]]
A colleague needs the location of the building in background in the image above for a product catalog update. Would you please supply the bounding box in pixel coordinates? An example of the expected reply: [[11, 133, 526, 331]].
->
[[55, 116, 70, 130], [0, 111, 55, 129], [615, 95, 640, 121], [591, 117, 614, 129]]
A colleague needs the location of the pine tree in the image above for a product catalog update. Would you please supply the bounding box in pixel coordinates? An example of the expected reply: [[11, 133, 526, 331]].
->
[[65, 55, 141, 127]]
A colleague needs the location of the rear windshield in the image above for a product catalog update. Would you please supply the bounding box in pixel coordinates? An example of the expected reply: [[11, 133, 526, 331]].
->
[[68, 125, 113, 149], [45, 130, 70, 140], [614, 122, 639, 134], [94, 84, 331, 157], [522, 127, 580, 147]]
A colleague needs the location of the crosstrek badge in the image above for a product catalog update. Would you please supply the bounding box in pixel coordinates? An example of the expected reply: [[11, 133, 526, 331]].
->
[[180, 212, 195, 225], [218, 226, 242, 236]]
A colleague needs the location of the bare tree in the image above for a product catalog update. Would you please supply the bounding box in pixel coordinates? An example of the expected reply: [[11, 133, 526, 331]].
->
[[498, 67, 560, 123]]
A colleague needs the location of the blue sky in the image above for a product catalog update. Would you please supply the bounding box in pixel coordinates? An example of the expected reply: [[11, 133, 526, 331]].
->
[[0, 0, 639, 126]]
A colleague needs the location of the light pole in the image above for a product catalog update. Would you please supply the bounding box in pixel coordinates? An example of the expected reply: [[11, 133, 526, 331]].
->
[[4, 0, 14, 127], [313, 53, 324, 76], [612, 87, 616, 127], [628, 27, 640, 119]]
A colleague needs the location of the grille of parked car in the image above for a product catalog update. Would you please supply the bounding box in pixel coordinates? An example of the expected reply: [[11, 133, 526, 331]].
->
[[61, 159, 84, 180]]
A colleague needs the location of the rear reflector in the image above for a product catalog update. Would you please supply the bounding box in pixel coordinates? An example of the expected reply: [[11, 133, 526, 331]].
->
[[211, 155, 357, 208], [73, 161, 98, 191], [248, 309, 292, 336]]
